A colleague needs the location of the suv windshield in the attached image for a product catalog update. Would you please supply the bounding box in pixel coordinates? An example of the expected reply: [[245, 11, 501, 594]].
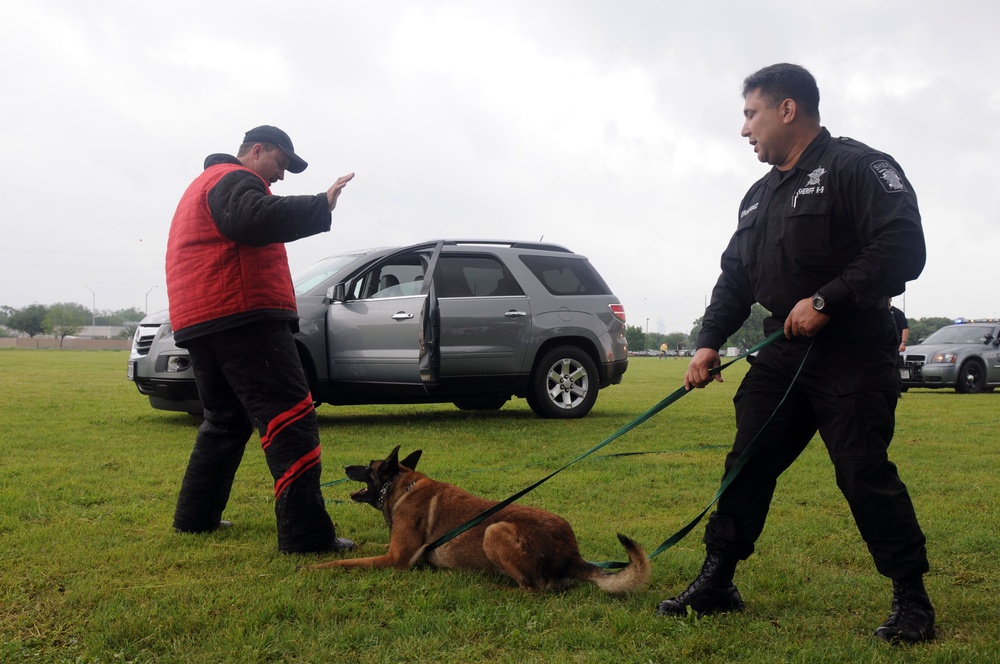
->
[[293, 253, 370, 295], [922, 324, 995, 345]]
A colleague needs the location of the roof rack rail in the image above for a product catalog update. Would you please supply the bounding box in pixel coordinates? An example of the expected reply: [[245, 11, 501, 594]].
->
[[437, 239, 573, 253]]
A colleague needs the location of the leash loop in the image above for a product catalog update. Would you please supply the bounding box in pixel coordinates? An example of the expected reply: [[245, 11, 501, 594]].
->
[[424, 330, 788, 554], [594, 334, 815, 568]]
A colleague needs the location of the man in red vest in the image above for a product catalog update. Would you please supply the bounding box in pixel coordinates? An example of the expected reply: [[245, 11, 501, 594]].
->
[[166, 125, 354, 553]]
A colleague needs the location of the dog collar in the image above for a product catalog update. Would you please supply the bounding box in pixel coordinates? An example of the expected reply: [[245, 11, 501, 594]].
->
[[375, 479, 395, 510], [376, 477, 418, 510]]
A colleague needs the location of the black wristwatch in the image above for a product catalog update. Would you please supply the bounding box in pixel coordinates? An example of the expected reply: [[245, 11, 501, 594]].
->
[[811, 293, 827, 312]]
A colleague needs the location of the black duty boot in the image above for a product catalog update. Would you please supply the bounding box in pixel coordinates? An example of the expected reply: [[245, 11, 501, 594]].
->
[[875, 577, 935, 644], [657, 549, 744, 616]]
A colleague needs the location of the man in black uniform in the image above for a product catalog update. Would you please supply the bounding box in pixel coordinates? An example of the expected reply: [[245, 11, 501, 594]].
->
[[889, 298, 909, 394], [655, 64, 935, 644], [889, 298, 909, 353]]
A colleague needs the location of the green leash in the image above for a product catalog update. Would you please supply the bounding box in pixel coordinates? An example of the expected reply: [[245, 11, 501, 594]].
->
[[424, 329, 791, 556], [595, 332, 815, 568]]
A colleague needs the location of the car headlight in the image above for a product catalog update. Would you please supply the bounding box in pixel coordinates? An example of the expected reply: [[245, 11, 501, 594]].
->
[[930, 351, 958, 364]]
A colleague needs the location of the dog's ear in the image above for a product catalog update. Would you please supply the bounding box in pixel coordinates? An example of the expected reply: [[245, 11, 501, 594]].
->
[[384, 445, 402, 473], [400, 450, 422, 470]]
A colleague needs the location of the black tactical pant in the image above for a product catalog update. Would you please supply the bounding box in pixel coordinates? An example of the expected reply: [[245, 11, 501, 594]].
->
[[704, 311, 929, 580], [172, 320, 336, 553]]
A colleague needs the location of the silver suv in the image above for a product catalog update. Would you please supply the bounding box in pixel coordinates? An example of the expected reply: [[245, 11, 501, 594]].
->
[[128, 240, 629, 418], [900, 320, 1000, 393]]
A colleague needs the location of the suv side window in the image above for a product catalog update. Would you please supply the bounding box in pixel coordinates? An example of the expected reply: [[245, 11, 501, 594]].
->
[[437, 255, 524, 298], [351, 253, 427, 300], [518, 254, 612, 296]]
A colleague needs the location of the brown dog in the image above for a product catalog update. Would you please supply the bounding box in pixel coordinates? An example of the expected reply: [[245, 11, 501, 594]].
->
[[304, 446, 650, 593]]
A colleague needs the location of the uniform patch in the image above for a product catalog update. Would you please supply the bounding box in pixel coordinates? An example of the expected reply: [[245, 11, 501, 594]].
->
[[806, 166, 826, 186], [870, 160, 907, 193], [792, 166, 826, 208]]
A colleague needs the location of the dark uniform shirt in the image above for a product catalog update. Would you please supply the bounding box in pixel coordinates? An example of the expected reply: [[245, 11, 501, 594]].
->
[[889, 306, 908, 344], [698, 128, 926, 351]]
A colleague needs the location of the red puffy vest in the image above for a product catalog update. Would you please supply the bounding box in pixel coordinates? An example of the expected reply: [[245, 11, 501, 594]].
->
[[166, 163, 296, 337]]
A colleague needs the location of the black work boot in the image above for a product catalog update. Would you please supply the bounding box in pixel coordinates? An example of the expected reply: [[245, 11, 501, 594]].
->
[[875, 577, 935, 644], [657, 549, 744, 616]]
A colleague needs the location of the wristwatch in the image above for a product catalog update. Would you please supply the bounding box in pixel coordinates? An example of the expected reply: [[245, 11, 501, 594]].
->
[[811, 293, 827, 312]]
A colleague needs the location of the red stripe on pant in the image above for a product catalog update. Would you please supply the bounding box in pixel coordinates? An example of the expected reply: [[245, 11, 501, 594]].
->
[[274, 445, 322, 498], [261, 393, 315, 451]]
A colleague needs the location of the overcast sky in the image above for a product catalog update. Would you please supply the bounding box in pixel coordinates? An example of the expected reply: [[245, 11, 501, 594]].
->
[[3, 1, 997, 333]]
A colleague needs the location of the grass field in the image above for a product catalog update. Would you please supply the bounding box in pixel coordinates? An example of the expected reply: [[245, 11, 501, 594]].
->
[[1, 349, 998, 663]]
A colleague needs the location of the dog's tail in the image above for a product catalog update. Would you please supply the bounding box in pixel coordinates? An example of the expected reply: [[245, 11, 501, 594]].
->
[[584, 534, 651, 594]]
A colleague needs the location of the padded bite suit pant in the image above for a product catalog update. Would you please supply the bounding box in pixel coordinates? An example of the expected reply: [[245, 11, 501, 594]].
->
[[172, 320, 336, 553], [703, 311, 929, 580]]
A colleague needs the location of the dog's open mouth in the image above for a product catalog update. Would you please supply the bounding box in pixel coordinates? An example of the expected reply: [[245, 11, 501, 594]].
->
[[350, 487, 370, 501]]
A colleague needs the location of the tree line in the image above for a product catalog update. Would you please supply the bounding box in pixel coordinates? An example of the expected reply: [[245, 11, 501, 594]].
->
[[626, 303, 958, 354], [1, 301, 963, 351], [0, 303, 145, 344]]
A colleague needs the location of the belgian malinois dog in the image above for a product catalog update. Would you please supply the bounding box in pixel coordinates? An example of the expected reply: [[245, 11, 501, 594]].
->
[[304, 446, 650, 593]]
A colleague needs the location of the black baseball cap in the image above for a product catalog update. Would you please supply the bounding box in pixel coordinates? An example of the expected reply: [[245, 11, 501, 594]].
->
[[243, 125, 308, 173]]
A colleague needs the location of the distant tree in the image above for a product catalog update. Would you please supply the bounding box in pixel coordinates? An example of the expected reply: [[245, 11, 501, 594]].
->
[[0, 305, 13, 338], [95, 307, 147, 326], [625, 324, 646, 351], [725, 303, 771, 350], [631, 330, 689, 354], [117, 324, 138, 340], [115, 307, 147, 324], [689, 318, 703, 345], [689, 302, 772, 351], [43, 302, 89, 347], [94, 309, 115, 326], [665, 332, 688, 351], [7, 304, 48, 337]]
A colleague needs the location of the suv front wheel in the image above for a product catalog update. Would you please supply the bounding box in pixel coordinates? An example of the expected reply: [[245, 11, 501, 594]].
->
[[527, 346, 599, 419]]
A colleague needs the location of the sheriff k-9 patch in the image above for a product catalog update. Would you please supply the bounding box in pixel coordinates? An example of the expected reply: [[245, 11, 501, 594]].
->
[[870, 160, 907, 193]]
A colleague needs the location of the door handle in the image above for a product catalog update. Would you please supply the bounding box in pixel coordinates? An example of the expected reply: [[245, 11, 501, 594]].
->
[[504, 310, 527, 318], [391, 312, 414, 320]]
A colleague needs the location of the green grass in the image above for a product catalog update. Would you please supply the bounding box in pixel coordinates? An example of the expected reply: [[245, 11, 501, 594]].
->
[[1, 349, 998, 663]]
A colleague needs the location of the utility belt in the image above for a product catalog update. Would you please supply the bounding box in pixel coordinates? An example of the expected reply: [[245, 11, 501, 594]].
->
[[764, 304, 894, 347], [766, 295, 891, 334]]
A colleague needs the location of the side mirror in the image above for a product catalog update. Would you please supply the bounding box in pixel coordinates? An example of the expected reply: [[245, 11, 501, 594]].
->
[[328, 283, 346, 303]]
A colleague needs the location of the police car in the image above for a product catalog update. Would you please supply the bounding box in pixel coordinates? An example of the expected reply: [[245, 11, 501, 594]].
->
[[899, 319, 1000, 393]]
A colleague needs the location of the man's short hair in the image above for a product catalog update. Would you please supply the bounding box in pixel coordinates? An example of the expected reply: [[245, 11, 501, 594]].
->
[[743, 63, 820, 120], [237, 141, 278, 158]]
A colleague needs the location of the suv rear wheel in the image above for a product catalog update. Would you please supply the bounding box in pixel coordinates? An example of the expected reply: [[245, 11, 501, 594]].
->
[[527, 346, 599, 419]]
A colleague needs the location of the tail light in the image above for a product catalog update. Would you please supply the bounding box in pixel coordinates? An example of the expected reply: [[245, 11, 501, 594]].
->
[[609, 303, 626, 323]]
